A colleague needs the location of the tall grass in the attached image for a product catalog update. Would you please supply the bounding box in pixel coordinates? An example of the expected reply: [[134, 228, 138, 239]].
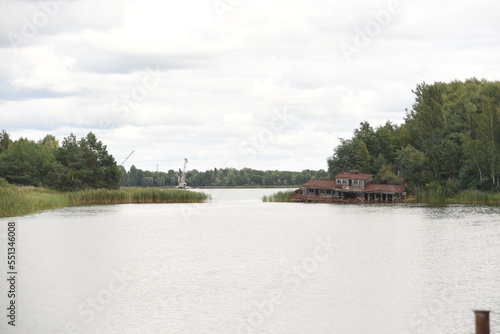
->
[[68, 187, 209, 205], [451, 189, 490, 203], [262, 190, 293, 202], [415, 186, 447, 206], [0, 179, 70, 217], [0, 178, 210, 218], [415, 186, 500, 206]]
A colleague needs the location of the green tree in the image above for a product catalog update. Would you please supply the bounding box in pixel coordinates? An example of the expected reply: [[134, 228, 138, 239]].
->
[[395, 145, 428, 187], [0, 138, 46, 185], [0, 130, 11, 153], [406, 82, 445, 174], [55, 132, 120, 191], [355, 140, 371, 173], [327, 139, 358, 178], [79, 132, 120, 189], [374, 165, 403, 185]]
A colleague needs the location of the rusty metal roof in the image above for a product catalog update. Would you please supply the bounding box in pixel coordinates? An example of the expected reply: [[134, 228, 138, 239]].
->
[[335, 171, 374, 180], [363, 184, 406, 193], [300, 179, 336, 189]]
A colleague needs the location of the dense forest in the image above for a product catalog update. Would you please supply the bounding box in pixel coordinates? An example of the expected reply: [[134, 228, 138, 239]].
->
[[0, 130, 327, 189], [120, 165, 328, 187], [0, 131, 120, 191], [327, 78, 500, 194]]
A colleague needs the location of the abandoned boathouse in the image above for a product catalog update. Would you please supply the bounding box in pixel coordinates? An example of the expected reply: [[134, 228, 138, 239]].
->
[[291, 170, 406, 203]]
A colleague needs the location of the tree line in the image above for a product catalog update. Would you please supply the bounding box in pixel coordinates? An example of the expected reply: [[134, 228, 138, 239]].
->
[[0, 131, 120, 191], [0, 129, 327, 190], [120, 165, 327, 187], [327, 78, 500, 193]]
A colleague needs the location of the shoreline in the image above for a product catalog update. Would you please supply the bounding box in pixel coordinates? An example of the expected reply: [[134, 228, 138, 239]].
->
[[0, 184, 210, 218], [3, 185, 499, 219]]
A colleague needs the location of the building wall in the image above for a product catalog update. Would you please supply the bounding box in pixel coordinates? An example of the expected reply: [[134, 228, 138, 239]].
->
[[303, 187, 336, 199], [335, 177, 372, 190]]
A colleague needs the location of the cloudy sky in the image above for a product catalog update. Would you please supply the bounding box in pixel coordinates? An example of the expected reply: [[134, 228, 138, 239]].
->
[[1, 0, 499, 172]]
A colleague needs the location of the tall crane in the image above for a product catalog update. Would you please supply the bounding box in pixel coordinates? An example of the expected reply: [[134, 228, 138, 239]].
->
[[120, 151, 134, 166], [177, 158, 188, 189]]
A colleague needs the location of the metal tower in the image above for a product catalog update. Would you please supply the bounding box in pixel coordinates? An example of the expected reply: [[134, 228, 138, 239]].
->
[[178, 158, 188, 188]]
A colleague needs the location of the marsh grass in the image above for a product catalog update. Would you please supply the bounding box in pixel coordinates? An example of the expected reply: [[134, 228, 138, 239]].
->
[[415, 186, 447, 206], [0, 179, 70, 217], [262, 190, 293, 202], [0, 178, 210, 218], [69, 188, 209, 205], [416, 187, 500, 206]]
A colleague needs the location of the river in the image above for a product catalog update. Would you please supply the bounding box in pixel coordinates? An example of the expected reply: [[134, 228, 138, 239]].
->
[[0, 188, 499, 334]]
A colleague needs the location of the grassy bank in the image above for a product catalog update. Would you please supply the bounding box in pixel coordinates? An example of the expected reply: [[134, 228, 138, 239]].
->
[[0, 178, 70, 217], [0, 179, 210, 218], [415, 188, 500, 206], [262, 190, 294, 202]]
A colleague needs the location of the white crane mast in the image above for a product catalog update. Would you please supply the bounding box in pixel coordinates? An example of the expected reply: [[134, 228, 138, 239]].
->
[[178, 158, 188, 188]]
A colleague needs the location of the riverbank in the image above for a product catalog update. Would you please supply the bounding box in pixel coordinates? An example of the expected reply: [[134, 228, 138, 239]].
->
[[0, 179, 210, 218]]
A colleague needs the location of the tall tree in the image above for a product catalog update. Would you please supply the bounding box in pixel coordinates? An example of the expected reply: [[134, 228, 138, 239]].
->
[[0, 138, 46, 185], [0, 130, 11, 153]]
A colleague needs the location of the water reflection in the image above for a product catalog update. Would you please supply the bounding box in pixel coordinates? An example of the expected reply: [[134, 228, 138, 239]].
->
[[0, 189, 499, 334]]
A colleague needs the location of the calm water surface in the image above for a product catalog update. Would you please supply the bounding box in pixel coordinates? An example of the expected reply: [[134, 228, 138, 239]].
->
[[0, 188, 499, 334]]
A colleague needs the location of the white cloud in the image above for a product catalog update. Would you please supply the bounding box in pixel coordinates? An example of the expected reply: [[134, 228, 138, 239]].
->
[[1, 0, 500, 171]]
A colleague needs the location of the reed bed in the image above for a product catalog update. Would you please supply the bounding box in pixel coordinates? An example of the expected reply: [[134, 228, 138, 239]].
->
[[451, 189, 491, 204], [0, 179, 70, 217], [68, 188, 210, 205], [449, 189, 500, 205], [415, 187, 500, 206], [0, 178, 210, 218], [67, 188, 129, 205], [262, 190, 294, 202], [415, 187, 447, 206]]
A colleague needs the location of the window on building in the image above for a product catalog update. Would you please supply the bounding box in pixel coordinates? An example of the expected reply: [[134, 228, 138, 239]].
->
[[354, 180, 358, 185]]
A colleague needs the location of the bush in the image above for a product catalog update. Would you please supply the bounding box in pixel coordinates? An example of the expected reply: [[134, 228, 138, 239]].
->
[[262, 190, 293, 202]]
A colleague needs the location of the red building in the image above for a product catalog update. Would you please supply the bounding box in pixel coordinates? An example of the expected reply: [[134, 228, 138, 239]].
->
[[292, 170, 406, 203]]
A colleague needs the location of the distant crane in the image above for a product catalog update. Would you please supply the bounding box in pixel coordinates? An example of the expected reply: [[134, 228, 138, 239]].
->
[[120, 151, 134, 166], [177, 158, 188, 189]]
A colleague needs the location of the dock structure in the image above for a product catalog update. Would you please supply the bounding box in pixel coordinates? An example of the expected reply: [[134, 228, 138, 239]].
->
[[292, 170, 406, 203]]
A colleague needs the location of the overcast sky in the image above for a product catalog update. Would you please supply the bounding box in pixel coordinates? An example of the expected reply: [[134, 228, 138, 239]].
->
[[1, 0, 500, 172]]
